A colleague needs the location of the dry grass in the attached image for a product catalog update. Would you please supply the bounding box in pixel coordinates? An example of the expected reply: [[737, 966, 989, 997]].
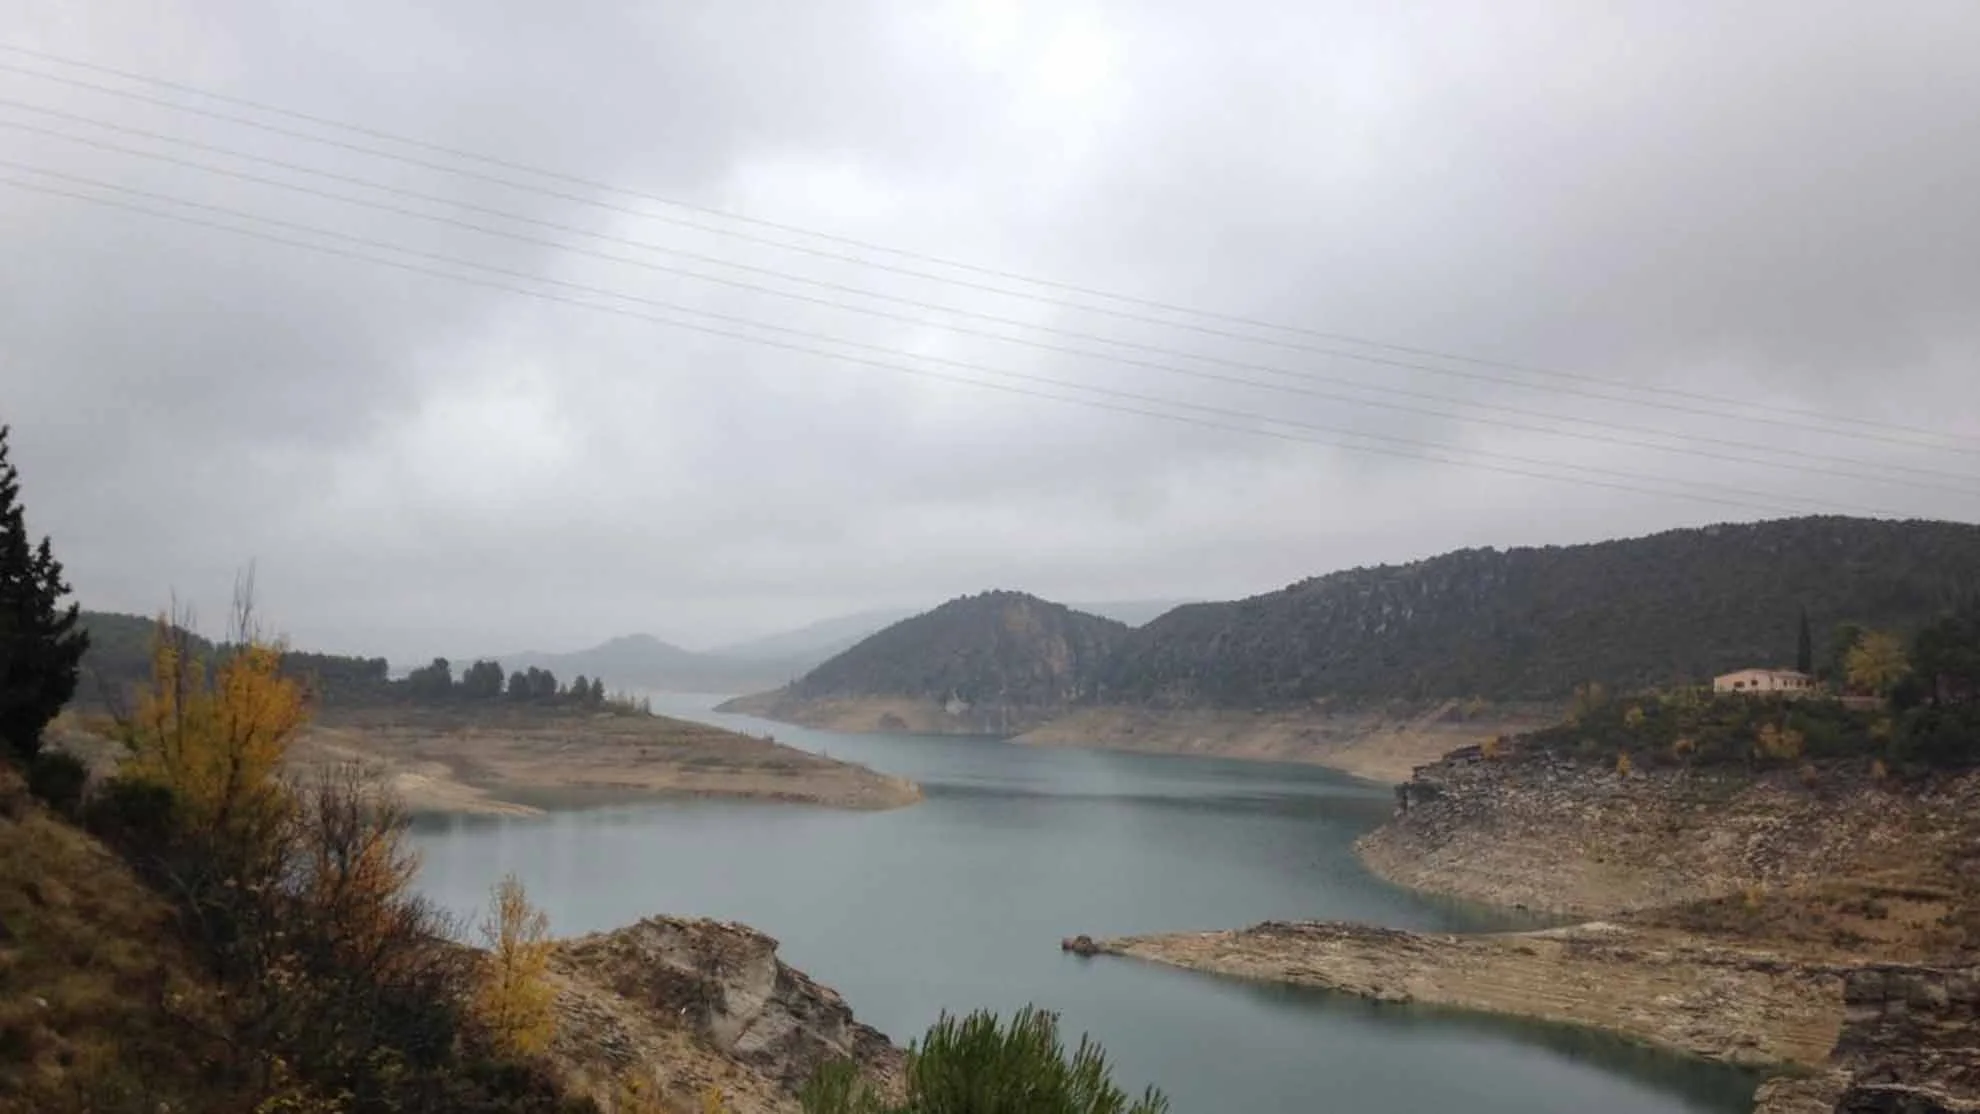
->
[[1631, 875, 1976, 963], [0, 770, 232, 1114]]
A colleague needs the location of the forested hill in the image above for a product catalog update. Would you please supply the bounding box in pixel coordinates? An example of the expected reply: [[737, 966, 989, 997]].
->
[[792, 590, 1130, 709], [1093, 517, 1980, 707]]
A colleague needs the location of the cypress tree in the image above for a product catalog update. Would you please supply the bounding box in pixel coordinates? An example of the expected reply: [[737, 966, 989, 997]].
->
[[0, 426, 89, 762], [1796, 607, 1814, 675]]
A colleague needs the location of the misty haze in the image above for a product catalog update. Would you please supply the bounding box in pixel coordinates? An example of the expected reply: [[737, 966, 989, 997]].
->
[[2, 4, 1978, 1114]]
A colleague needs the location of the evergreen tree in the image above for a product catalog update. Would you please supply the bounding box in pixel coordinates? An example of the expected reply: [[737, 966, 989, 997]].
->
[[589, 677, 605, 705], [460, 658, 505, 699], [406, 657, 454, 699], [1796, 607, 1814, 675], [507, 670, 531, 700], [0, 426, 88, 762]]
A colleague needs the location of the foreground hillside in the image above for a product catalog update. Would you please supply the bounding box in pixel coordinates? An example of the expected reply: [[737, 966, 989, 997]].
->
[[1097, 516, 1980, 707], [722, 591, 1129, 734], [0, 764, 902, 1114]]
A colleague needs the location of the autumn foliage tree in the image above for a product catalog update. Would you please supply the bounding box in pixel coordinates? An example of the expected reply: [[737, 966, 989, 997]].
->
[[474, 872, 558, 1057], [1846, 631, 1911, 697], [119, 589, 307, 848]]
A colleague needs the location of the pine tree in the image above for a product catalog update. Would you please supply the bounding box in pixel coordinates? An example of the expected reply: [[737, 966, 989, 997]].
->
[[0, 426, 89, 762], [1796, 607, 1814, 675]]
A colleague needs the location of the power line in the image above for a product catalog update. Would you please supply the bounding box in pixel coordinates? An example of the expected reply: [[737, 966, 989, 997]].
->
[[5, 104, 1977, 494], [0, 169, 1925, 521], [2, 48, 1975, 455]]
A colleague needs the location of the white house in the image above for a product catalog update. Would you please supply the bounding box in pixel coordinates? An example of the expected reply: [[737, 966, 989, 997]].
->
[[1713, 668, 1814, 696]]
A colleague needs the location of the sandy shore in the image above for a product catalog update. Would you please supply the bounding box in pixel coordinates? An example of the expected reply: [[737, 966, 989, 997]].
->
[[291, 704, 922, 816], [1073, 919, 1843, 1068]]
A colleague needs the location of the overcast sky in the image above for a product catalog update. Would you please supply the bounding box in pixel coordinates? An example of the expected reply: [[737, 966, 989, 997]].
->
[[4, 0, 1978, 661]]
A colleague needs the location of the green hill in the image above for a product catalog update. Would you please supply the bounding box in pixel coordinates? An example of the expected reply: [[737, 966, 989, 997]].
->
[[1094, 516, 1980, 707], [791, 590, 1130, 711]]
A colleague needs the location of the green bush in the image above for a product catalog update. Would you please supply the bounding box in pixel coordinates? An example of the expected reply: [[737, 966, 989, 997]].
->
[[26, 749, 89, 814], [802, 1006, 1168, 1114], [83, 776, 180, 851]]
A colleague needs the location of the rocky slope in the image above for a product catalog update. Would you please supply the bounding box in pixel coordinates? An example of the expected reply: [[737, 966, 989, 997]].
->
[[1096, 516, 1980, 707], [548, 916, 902, 1114], [1754, 964, 1980, 1114], [1354, 742, 1980, 1112], [1358, 743, 1980, 920]]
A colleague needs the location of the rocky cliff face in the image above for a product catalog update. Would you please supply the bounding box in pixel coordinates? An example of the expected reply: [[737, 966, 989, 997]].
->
[[1756, 964, 1980, 1114], [548, 916, 901, 1114], [1359, 743, 1980, 919], [1831, 965, 1980, 1112]]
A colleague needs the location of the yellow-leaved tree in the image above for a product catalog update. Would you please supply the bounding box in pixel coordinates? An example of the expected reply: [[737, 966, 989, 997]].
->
[[1845, 631, 1910, 697], [474, 872, 557, 1056], [121, 583, 308, 847]]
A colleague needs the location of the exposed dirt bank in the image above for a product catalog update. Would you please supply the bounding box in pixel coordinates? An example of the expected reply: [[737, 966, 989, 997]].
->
[[549, 916, 902, 1114], [715, 694, 1556, 785], [292, 705, 922, 816], [1075, 919, 1843, 1068], [715, 691, 1062, 736], [1017, 702, 1557, 784]]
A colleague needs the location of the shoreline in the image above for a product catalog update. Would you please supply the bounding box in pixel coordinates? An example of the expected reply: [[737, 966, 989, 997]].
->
[[716, 695, 1557, 785], [1069, 919, 1844, 1070], [293, 704, 923, 817]]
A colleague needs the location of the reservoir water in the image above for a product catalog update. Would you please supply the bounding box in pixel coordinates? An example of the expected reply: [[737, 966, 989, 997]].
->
[[411, 695, 1764, 1113]]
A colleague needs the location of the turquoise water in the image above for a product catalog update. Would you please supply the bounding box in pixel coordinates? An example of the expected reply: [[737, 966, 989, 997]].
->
[[410, 695, 1763, 1113]]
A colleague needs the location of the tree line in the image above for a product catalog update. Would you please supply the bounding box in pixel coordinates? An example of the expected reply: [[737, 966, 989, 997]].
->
[[404, 656, 651, 713]]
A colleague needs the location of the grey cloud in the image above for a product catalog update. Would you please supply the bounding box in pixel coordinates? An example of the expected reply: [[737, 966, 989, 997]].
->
[[3, 0, 1977, 662]]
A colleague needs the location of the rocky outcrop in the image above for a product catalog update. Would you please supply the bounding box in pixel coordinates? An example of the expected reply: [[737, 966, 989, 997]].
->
[[1753, 964, 1980, 1114], [1828, 965, 1980, 1112], [549, 916, 901, 1114], [1360, 745, 1980, 918]]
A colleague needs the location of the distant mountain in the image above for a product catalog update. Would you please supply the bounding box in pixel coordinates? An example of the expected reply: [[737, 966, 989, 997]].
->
[[490, 634, 798, 695], [711, 608, 920, 663], [1096, 516, 1980, 707], [790, 591, 1130, 709]]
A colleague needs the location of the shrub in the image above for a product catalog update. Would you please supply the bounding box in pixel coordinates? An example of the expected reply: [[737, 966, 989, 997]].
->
[[84, 775, 179, 850], [802, 1006, 1168, 1114], [26, 749, 88, 814]]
